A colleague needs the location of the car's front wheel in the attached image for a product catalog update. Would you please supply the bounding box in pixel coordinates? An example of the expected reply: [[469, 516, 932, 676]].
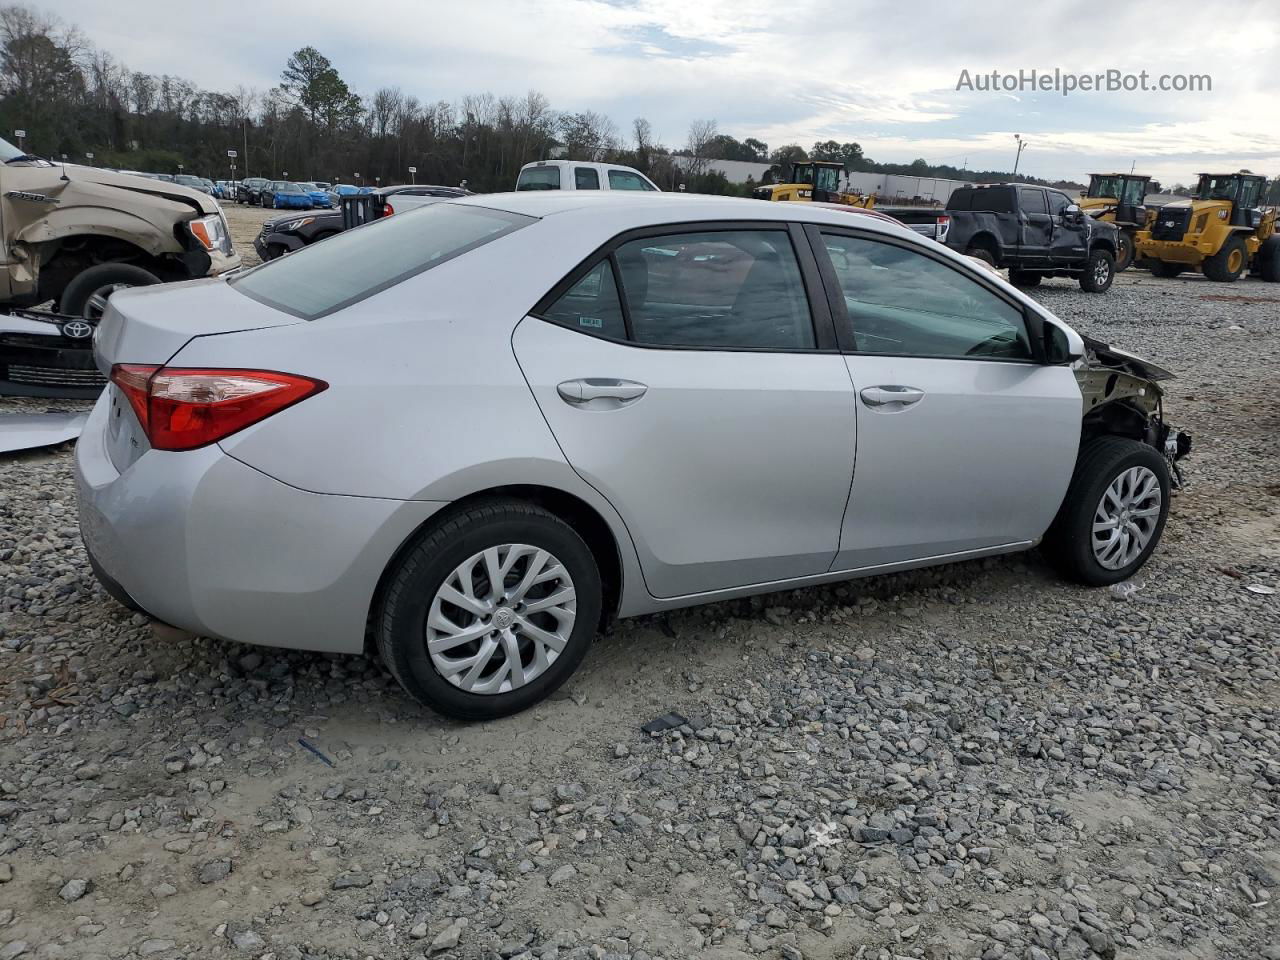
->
[[377, 500, 602, 720], [1078, 248, 1115, 293], [1042, 436, 1171, 585]]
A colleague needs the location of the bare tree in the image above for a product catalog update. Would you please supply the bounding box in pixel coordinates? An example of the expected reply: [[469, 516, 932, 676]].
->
[[685, 118, 717, 176]]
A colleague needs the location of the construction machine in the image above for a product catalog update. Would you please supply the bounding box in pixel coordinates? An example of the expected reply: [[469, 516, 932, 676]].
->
[[1135, 171, 1280, 283], [753, 161, 875, 207], [1080, 173, 1154, 271]]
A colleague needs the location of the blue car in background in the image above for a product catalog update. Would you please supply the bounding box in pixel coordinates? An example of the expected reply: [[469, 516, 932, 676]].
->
[[265, 181, 314, 210], [299, 182, 334, 208]]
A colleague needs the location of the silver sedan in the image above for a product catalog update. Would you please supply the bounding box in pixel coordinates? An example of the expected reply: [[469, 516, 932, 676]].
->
[[76, 192, 1188, 719]]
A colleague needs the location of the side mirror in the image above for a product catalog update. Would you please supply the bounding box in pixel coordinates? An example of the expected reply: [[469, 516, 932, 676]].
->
[[1062, 203, 1083, 221], [1044, 323, 1083, 364]]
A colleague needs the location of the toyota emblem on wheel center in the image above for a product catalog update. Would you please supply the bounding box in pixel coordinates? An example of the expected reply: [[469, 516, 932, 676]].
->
[[60, 320, 94, 339]]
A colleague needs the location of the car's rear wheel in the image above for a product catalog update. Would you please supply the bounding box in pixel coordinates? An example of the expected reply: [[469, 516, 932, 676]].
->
[[1149, 261, 1183, 278], [965, 246, 996, 267], [1042, 436, 1171, 586], [377, 500, 602, 720]]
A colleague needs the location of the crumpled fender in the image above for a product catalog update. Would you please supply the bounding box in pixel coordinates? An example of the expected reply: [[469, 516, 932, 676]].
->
[[16, 204, 180, 258]]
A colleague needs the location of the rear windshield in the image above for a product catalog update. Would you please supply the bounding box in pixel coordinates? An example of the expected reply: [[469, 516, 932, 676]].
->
[[517, 166, 561, 191], [232, 202, 534, 319]]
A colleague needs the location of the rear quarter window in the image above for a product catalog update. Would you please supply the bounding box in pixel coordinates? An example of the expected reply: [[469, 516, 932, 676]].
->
[[517, 167, 561, 191], [232, 203, 533, 319]]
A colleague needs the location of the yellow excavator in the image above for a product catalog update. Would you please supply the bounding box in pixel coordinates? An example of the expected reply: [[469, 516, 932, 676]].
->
[[1135, 171, 1279, 283], [1080, 173, 1154, 271], [753, 161, 875, 207]]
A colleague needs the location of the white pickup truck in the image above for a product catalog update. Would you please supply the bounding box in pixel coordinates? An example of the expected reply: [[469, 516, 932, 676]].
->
[[516, 160, 659, 193]]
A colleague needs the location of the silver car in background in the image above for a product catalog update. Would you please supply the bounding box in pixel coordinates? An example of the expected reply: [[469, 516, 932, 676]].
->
[[76, 193, 1188, 719]]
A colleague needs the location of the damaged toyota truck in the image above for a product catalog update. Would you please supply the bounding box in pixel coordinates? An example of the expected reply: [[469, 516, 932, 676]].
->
[[0, 136, 239, 319]]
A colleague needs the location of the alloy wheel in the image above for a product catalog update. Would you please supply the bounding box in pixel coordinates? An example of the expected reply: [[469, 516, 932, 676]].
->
[[426, 544, 576, 694], [1092, 466, 1162, 569], [1094, 258, 1112, 287]]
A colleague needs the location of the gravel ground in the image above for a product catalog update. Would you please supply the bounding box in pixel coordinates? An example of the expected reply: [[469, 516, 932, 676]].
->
[[222, 201, 276, 268], [1, 268, 1278, 960]]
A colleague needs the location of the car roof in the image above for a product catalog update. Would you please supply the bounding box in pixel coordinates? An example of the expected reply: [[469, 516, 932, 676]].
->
[[519, 159, 646, 173], [450, 191, 921, 240]]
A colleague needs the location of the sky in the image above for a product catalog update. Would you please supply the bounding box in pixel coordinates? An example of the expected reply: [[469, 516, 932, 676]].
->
[[47, 0, 1280, 187]]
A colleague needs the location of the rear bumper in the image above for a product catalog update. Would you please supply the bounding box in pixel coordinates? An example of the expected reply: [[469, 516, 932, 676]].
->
[[74, 391, 447, 654]]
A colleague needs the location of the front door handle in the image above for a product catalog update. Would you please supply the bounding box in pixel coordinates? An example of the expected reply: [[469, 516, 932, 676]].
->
[[860, 385, 925, 409], [557, 378, 648, 407]]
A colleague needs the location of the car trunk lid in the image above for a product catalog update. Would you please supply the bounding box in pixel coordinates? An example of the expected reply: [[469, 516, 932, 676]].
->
[[94, 276, 304, 373]]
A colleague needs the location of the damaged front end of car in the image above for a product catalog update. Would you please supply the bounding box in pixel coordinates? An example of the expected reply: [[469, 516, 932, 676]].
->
[[1075, 336, 1192, 486]]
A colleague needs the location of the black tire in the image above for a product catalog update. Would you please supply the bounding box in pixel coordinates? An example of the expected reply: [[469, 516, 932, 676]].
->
[[1042, 436, 1171, 586], [1149, 261, 1183, 278], [1008, 270, 1042, 288], [1078, 248, 1115, 293], [376, 500, 603, 721], [1258, 236, 1280, 283], [1203, 234, 1247, 282], [262, 243, 288, 261], [59, 262, 161, 319], [965, 247, 996, 267], [1114, 231, 1135, 272]]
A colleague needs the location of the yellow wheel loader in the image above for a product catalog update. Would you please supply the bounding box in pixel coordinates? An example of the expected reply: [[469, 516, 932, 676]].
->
[[1135, 172, 1279, 283], [1081, 173, 1153, 271], [753, 161, 875, 207]]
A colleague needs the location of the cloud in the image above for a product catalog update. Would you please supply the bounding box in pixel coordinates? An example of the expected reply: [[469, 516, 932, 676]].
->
[[47, 0, 1280, 183]]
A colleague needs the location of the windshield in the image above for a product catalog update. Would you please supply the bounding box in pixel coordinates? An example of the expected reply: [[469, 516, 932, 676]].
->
[[232, 203, 533, 319], [516, 166, 561, 190], [282, 183, 305, 193], [0, 136, 25, 161], [175, 175, 201, 186]]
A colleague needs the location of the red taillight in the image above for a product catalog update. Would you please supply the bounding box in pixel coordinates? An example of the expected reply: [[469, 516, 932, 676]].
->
[[382, 202, 395, 217], [937, 215, 950, 226], [109, 365, 327, 451]]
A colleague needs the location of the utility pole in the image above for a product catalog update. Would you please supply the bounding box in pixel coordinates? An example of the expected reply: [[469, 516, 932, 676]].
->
[[1012, 134, 1027, 178]]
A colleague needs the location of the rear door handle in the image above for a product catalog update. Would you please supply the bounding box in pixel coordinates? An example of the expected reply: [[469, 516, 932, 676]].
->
[[860, 385, 925, 409], [557, 378, 648, 407]]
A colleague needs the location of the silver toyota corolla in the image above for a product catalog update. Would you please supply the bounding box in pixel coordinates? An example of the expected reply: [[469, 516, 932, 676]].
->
[[76, 192, 1189, 719]]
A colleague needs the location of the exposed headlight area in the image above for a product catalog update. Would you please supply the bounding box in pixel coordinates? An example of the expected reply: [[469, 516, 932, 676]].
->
[[188, 213, 232, 254]]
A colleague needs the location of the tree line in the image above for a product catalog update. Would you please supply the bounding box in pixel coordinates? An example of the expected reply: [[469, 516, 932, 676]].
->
[[7, 4, 1267, 201]]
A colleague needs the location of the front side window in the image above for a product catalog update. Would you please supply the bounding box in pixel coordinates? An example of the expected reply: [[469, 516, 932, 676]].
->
[[607, 170, 655, 191], [1048, 191, 1071, 215], [575, 167, 601, 190], [615, 230, 814, 349], [821, 233, 1032, 360]]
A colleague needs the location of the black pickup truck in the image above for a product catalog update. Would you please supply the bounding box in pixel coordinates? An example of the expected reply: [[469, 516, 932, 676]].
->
[[893, 184, 1120, 293]]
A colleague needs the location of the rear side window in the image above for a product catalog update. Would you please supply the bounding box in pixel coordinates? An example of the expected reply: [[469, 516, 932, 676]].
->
[[516, 166, 560, 191], [233, 203, 533, 319], [616, 231, 814, 349], [541, 261, 627, 339], [575, 167, 601, 190], [965, 188, 1015, 213], [1019, 188, 1048, 214], [608, 170, 655, 191]]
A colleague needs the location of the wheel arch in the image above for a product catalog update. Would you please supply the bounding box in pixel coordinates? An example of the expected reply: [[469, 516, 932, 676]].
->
[[365, 483, 629, 654]]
